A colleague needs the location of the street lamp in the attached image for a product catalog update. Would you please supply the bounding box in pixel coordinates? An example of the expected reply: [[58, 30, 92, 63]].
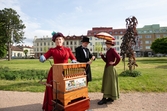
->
[[92, 45, 94, 53]]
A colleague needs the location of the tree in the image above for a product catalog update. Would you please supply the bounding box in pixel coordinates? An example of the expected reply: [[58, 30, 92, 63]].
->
[[24, 49, 28, 58], [0, 45, 7, 58], [151, 37, 167, 54], [120, 16, 138, 71], [0, 8, 26, 60]]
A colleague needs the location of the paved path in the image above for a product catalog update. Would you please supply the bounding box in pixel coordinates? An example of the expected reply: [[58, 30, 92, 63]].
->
[[0, 91, 167, 111]]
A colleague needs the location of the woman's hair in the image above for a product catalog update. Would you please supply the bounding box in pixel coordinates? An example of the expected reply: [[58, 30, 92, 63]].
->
[[52, 32, 65, 42], [105, 40, 115, 46]]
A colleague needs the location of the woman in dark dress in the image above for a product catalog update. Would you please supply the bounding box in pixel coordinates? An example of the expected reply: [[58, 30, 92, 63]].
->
[[98, 40, 121, 105]]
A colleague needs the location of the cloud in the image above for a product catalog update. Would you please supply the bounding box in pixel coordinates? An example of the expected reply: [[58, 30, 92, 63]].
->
[[75, 6, 83, 13], [1, 0, 167, 47]]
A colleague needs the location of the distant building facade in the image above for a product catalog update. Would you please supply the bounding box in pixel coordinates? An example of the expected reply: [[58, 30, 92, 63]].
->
[[33, 35, 83, 58], [87, 27, 126, 57], [137, 24, 167, 57], [11, 45, 34, 58], [32, 24, 167, 58]]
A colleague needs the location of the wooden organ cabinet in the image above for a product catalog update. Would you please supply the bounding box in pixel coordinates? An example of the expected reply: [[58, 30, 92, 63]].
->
[[52, 63, 90, 111]]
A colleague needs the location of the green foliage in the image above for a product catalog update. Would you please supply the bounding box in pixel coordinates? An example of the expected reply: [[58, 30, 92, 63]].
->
[[0, 66, 47, 80], [0, 44, 7, 58], [119, 70, 141, 77], [0, 8, 26, 58], [23, 49, 28, 58], [94, 42, 103, 52], [151, 37, 167, 54]]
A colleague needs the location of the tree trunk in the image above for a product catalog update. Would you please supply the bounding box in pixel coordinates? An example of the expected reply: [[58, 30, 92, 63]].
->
[[8, 42, 11, 61]]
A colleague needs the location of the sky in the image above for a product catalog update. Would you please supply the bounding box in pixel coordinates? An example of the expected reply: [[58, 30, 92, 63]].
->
[[1, 0, 167, 46]]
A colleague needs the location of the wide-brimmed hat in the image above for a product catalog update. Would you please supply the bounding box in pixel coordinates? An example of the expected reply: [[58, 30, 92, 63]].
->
[[81, 36, 90, 43], [105, 40, 115, 46], [52, 31, 65, 42]]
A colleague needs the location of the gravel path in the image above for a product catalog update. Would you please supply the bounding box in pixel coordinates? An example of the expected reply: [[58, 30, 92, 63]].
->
[[0, 91, 167, 111]]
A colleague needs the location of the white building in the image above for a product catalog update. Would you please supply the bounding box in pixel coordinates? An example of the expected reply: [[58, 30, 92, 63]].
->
[[11, 45, 34, 58]]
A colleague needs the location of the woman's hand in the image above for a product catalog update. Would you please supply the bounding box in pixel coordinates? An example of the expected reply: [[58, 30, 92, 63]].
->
[[100, 52, 103, 56], [87, 60, 92, 64], [39, 55, 46, 63], [91, 56, 95, 60]]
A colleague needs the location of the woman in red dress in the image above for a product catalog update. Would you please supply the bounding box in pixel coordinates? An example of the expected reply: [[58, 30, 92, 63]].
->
[[39, 32, 77, 111]]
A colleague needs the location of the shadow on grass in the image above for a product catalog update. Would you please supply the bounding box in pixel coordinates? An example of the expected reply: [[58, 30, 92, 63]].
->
[[137, 58, 167, 64], [0, 103, 42, 111], [155, 65, 167, 69]]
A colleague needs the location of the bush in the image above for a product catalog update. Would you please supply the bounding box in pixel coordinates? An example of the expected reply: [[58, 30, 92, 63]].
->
[[0, 67, 48, 80], [119, 70, 141, 77]]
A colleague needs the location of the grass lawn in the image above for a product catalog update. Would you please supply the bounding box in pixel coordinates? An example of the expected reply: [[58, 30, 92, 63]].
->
[[0, 57, 167, 92]]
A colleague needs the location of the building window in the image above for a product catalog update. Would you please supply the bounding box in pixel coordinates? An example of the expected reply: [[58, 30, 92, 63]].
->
[[116, 42, 119, 45], [145, 41, 152, 44], [163, 34, 167, 37], [40, 43, 42, 46], [37, 43, 39, 46], [116, 47, 119, 51], [40, 48, 42, 51], [156, 35, 160, 38], [74, 41, 76, 45], [161, 29, 165, 32], [48, 42, 50, 46], [138, 35, 142, 38], [109, 32, 112, 34], [145, 46, 150, 49], [70, 41, 73, 45], [44, 42, 46, 46], [154, 29, 159, 33], [95, 38, 98, 40], [145, 35, 151, 38]]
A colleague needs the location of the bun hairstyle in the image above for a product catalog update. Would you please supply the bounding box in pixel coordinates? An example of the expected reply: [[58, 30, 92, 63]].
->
[[52, 31, 65, 42], [105, 40, 115, 46]]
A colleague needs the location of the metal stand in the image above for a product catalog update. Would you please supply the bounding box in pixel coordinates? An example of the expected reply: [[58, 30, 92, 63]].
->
[[52, 80, 62, 111]]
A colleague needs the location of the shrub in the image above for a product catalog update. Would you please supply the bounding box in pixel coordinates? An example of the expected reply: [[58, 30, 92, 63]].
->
[[119, 70, 141, 77], [0, 67, 48, 80]]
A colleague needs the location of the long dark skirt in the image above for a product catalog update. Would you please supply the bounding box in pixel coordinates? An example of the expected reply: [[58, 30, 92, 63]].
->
[[101, 65, 119, 100]]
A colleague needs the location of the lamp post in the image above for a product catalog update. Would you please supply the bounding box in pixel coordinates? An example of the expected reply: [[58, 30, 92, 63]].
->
[[92, 45, 94, 54]]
